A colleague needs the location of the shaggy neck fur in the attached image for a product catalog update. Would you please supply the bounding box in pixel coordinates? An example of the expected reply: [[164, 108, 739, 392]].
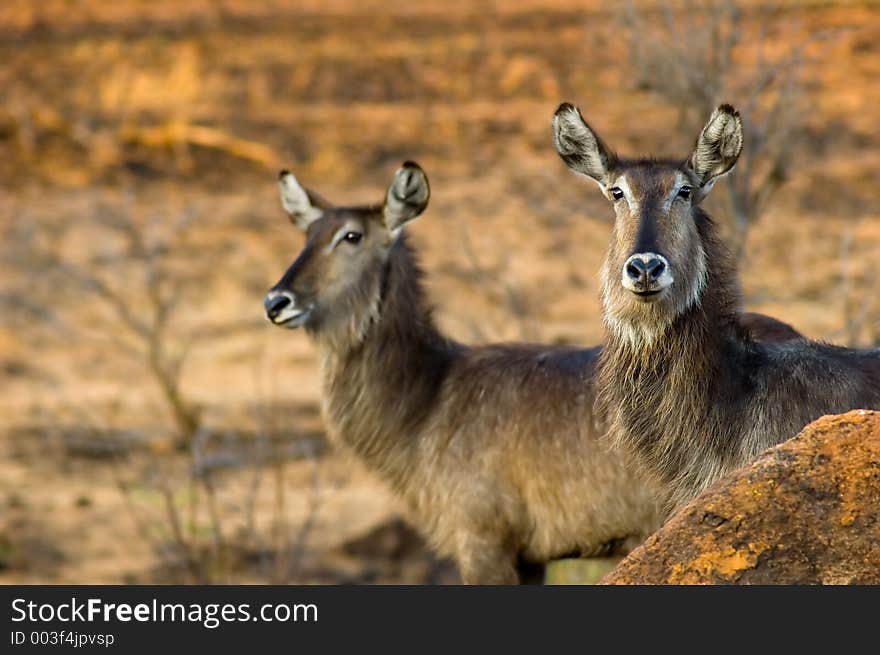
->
[[597, 208, 749, 506], [310, 233, 460, 491], [599, 206, 880, 509]]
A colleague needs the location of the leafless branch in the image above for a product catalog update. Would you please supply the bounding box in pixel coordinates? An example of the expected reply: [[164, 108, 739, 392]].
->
[[16, 199, 205, 446], [618, 0, 811, 259], [458, 225, 537, 341]]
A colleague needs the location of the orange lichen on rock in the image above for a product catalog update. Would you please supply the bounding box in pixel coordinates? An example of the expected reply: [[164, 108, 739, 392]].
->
[[603, 410, 880, 585]]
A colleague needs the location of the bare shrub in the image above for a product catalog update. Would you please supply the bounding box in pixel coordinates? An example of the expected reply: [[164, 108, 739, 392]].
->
[[110, 429, 324, 584], [455, 226, 538, 342], [2, 194, 332, 583], [6, 197, 205, 447], [838, 226, 880, 348], [618, 0, 809, 258]]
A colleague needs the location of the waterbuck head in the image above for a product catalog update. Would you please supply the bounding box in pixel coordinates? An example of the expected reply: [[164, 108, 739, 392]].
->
[[264, 161, 430, 339], [553, 103, 743, 341]]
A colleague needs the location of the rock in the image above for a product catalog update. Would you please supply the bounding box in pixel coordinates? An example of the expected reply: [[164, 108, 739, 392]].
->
[[603, 410, 880, 584]]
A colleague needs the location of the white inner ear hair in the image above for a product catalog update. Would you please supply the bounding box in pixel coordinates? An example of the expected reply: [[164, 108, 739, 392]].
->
[[383, 179, 424, 237], [383, 198, 407, 236], [554, 110, 606, 179], [280, 173, 322, 222], [693, 111, 742, 181]]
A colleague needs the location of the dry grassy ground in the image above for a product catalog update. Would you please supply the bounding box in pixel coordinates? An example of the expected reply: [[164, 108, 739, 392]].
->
[[1, 0, 878, 583]]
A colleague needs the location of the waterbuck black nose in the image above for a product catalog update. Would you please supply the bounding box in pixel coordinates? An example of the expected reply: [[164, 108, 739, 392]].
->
[[624, 253, 669, 289], [644, 257, 666, 282], [626, 257, 666, 282], [626, 259, 647, 282], [264, 293, 291, 320]]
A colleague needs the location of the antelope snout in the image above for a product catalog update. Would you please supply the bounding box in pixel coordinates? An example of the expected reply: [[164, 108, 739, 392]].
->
[[265, 291, 292, 319], [622, 253, 672, 298], [264, 289, 312, 328]]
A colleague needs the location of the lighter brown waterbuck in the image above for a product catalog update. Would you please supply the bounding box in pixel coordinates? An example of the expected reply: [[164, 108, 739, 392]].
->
[[553, 102, 880, 510], [264, 161, 801, 583]]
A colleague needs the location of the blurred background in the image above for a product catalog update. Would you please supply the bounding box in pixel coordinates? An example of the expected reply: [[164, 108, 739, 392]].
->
[[1, 0, 878, 584]]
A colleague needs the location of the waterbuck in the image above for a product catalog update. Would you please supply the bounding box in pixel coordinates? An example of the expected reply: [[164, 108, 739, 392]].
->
[[553, 102, 880, 510], [264, 161, 801, 583]]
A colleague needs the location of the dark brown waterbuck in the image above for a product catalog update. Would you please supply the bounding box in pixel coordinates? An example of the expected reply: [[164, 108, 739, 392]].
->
[[553, 102, 880, 510], [264, 161, 801, 583]]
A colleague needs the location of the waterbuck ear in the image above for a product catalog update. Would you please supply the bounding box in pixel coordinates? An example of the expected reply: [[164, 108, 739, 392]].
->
[[687, 104, 743, 189], [278, 170, 326, 231], [383, 161, 430, 234], [552, 103, 615, 185]]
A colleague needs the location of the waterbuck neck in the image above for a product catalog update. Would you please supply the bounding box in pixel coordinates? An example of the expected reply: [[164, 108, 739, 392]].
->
[[597, 210, 748, 499], [313, 233, 460, 487]]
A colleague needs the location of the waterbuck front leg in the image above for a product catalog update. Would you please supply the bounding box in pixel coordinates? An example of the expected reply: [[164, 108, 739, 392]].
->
[[456, 531, 519, 585]]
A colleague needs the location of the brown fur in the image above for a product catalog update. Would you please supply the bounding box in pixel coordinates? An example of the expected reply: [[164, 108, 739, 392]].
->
[[554, 103, 880, 510], [265, 162, 802, 582]]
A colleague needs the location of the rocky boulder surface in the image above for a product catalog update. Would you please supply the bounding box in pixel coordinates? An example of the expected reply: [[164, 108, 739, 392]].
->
[[603, 410, 880, 584]]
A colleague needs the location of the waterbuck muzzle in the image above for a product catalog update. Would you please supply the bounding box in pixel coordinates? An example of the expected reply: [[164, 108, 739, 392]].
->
[[622, 252, 672, 299], [264, 288, 312, 327]]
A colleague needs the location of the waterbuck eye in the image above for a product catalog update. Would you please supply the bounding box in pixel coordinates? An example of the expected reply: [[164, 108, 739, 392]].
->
[[343, 231, 362, 245], [677, 185, 693, 200], [610, 187, 624, 201]]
